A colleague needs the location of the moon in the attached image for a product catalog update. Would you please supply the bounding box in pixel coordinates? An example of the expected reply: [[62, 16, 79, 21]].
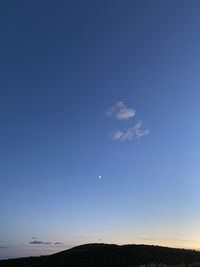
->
[[98, 175, 102, 179]]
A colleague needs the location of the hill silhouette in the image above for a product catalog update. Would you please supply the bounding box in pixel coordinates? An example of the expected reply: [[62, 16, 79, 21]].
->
[[1, 243, 200, 267]]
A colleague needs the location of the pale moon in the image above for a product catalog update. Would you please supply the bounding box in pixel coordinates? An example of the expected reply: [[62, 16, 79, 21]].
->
[[98, 175, 102, 179]]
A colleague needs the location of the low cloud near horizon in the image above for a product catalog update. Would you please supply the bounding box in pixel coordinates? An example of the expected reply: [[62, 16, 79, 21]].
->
[[54, 242, 64, 245], [29, 239, 64, 245], [29, 240, 52, 245]]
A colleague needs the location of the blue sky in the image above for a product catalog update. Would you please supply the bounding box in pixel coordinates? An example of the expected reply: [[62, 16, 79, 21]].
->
[[1, 0, 200, 258]]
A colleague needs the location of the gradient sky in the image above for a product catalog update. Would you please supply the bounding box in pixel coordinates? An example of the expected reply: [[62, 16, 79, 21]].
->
[[1, 0, 200, 259]]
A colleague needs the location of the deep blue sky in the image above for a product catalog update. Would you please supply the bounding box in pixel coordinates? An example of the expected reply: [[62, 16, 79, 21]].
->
[[1, 0, 200, 258]]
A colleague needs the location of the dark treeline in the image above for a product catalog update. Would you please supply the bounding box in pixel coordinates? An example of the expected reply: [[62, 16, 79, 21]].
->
[[1, 243, 200, 267]]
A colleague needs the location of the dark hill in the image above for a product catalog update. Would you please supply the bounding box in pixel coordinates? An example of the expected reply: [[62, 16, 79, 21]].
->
[[1, 243, 200, 267]]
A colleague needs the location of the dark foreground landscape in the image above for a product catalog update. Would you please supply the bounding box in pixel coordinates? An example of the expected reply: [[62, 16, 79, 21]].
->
[[1, 244, 200, 267]]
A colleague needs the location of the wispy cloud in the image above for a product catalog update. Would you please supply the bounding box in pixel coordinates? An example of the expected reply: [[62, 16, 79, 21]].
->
[[29, 240, 51, 245], [111, 120, 149, 141], [111, 130, 124, 141], [107, 101, 149, 142], [29, 239, 64, 245], [54, 242, 64, 245], [106, 101, 136, 120]]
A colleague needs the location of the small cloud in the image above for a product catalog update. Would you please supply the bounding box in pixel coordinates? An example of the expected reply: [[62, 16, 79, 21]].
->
[[54, 242, 64, 245], [110, 130, 124, 140], [29, 238, 64, 246], [111, 121, 149, 141], [106, 101, 136, 120], [29, 240, 51, 245]]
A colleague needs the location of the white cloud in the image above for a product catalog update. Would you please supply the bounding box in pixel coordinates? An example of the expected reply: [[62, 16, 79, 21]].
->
[[106, 101, 136, 120], [107, 101, 149, 142], [111, 130, 124, 140], [111, 121, 149, 141], [133, 120, 150, 140]]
